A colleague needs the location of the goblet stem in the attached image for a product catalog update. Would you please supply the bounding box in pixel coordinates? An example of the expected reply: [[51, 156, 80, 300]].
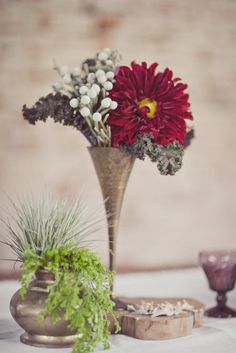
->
[[216, 292, 227, 309], [205, 291, 236, 318]]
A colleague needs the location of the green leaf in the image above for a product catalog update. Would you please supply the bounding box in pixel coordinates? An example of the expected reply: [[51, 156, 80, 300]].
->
[[20, 246, 120, 353]]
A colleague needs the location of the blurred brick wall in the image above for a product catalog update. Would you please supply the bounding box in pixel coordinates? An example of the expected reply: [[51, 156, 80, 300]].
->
[[0, 0, 236, 274]]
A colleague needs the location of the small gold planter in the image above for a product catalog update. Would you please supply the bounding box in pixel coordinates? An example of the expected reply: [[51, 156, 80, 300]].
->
[[10, 269, 77, 348]]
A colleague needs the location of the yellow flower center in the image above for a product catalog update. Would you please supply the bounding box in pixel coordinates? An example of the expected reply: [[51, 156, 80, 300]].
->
[[138, 98, 158, 119]]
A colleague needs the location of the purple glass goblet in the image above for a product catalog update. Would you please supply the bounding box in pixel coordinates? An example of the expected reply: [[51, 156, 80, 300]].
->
[[199, 250, 236, 318]]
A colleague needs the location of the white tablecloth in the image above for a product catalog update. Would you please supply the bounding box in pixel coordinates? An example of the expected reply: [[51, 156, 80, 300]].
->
[[1, 268, 236, 353]]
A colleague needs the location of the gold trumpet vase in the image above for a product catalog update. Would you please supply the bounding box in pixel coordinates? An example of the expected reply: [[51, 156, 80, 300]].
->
[[88, 147, 135, 275], [10, 269, 77, 348]]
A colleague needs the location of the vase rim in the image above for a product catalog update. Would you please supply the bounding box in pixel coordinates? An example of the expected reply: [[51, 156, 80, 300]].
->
[[87, 146, 136, 159], [35, 269, 54, 281], [87, 146, 119, 150], [199, 250, 236, 256]]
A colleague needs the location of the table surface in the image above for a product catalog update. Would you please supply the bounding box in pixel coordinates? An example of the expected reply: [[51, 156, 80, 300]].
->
[[1, 268, 236, 353]]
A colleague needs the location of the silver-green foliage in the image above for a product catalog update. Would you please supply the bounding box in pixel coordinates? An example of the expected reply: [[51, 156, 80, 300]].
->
[[121, 134, 184, 175], [1, 195, 105, 261]]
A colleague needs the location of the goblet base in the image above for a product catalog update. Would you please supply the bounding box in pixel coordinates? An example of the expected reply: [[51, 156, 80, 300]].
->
[[205, 306, 236, 318]]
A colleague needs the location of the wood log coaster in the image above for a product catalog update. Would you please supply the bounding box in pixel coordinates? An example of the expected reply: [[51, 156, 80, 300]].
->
[[110, 297, 204, 340]]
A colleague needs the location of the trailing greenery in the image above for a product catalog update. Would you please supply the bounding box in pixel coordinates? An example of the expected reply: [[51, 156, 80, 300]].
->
[[20, 245, 120, 353], [121, 134, 184, 175], [1, 195, 118, 352], [1, 195, 105, 261]]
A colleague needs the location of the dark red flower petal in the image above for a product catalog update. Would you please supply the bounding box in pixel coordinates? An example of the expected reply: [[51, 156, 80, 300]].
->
[[107, 62, 193, 147]]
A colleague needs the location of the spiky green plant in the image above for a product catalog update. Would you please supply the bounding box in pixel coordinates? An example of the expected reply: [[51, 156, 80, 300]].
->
[[0, 194, 106, 262], [0, 196, 120, 353]]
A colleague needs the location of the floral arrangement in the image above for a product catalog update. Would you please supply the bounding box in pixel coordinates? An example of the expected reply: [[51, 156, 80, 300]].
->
[[23, 48, 194, 175]]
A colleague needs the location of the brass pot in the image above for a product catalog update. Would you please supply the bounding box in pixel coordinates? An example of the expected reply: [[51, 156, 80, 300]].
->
[[10, 269, 77, 348]]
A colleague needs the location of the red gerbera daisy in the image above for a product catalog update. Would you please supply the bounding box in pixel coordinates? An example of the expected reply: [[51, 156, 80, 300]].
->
[[107, 62, 193, 147]]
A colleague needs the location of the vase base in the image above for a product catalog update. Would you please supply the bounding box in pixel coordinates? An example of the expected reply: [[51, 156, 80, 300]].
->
[[20, 332, 77, 348], [205, 306, 236, 318]]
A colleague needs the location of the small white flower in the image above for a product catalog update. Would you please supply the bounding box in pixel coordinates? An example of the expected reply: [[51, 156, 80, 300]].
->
[[92, 84, 100, 94], [63, 73, 71, 84], [53, 82, 63, 91], [92, 112, 102, 122], [103, 81, 113, 91], [106, 60, 113, 66], [87, 73, 95, 82], [80, 107, 90, 117], [79, 86, 88, 95], [101, 97, 111, 108], [110, 101, 118, 110], [59, 65, 69, 76], [95, 69, 105, 78], [98, 51, 108, 61], [106, 71, 114, 80], [80, 95, 91, 105], [69, 98, 79, 108], [103, 48, 111, 55], [98, 75, 107, 84], [72, 67, 80, 76], [87, 88, 97, 99]]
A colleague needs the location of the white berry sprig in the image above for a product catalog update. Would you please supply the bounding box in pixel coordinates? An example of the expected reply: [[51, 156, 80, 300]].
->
[[52, 49, 120, 147]]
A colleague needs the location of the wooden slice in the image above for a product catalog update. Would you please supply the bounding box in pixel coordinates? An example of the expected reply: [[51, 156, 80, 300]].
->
[[119, 311, 194, 340], [110, 297, 204, 340]]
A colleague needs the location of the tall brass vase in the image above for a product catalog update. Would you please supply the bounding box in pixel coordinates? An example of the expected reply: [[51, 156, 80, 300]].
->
[[88, 147, 135, 274]]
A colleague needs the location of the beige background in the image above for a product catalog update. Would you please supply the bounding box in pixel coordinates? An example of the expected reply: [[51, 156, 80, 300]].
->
[[0, 0, 236, 274]]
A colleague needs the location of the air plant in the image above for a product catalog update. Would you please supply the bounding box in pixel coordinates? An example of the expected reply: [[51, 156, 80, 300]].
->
[[0, 194, 106, 262], [1, 195, 119, 353]]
